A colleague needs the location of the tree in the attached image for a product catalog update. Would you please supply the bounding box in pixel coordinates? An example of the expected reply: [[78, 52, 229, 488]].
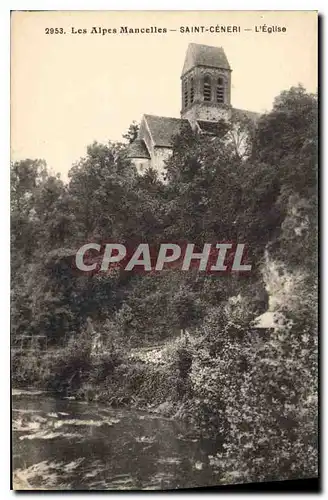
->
[[192, 86, 318, 482], [122, 121, 139, 143], [227, 110, 256, 159]]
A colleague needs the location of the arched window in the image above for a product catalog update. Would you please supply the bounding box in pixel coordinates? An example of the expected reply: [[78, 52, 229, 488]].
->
[[190, 78, 194, 104], [203, 75, 212, 101], [183, 79, 188, 108], [216, 77, 225, 103]]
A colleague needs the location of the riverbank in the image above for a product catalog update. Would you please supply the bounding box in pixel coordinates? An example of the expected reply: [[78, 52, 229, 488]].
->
[[11, 334, 198, 423]]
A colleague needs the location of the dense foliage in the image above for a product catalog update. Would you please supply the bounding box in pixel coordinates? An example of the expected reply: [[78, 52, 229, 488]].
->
[[11, 86, 318, 483]]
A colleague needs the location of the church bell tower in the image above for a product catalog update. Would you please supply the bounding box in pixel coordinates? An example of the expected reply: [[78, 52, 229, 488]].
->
[[181, 43, 232, 129]]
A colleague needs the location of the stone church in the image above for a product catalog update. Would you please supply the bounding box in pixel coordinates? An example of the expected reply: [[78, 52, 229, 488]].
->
[[127, 43, 259, 177]]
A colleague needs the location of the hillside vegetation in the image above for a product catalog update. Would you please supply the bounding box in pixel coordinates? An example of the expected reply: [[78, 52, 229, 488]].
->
[[11, 86, 318, 483]]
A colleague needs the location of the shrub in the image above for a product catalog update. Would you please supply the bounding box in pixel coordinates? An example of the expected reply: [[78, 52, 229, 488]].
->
[[207, 264, 318, 483], [11, 351, 51, 388]]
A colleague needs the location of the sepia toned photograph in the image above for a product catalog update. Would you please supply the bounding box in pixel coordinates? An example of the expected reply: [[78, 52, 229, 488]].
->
[[11, 10, 318, 491]]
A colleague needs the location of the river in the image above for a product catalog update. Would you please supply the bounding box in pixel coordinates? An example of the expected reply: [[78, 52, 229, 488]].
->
[[12, 390, 223, 490]]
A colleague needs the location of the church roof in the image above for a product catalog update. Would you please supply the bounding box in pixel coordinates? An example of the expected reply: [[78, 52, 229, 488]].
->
[[144, 114, 192, 148], [126, 139, 150, 159], [128, 108, 262, 160], [182, 43, 231, 76], [197, 120, 227, 135], [232, 108, 261, 123]]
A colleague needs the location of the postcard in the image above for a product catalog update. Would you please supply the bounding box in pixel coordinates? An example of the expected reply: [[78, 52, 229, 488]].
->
[[11, 10, 318, 491]]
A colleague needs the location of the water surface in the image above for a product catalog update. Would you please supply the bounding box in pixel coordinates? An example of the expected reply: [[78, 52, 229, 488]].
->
[[12, 390, 222, 490]]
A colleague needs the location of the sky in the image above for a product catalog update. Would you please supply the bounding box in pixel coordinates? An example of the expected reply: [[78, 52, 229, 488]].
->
[[11, 10, 317, 179]]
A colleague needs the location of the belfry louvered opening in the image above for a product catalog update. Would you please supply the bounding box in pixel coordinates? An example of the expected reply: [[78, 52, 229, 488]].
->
[[203, 75, 211, 101], [216, 77, 225, 103]]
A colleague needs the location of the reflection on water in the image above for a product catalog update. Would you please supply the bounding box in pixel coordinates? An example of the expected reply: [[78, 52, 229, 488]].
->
[[12, 391, 222, 490]]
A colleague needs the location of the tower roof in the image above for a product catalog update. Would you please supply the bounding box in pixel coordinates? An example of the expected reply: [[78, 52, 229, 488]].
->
[[182, 43, 231, 76]]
